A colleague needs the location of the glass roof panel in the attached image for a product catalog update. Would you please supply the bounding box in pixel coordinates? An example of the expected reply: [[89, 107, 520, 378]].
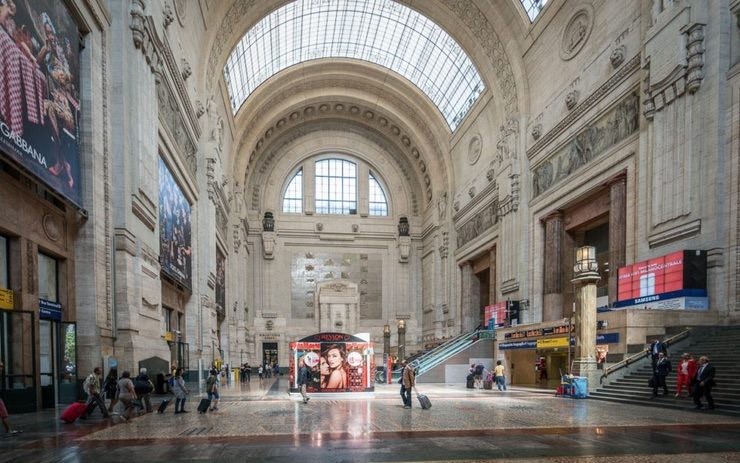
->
[[223, 0, 485, 131], [520, 0, 549, 22]]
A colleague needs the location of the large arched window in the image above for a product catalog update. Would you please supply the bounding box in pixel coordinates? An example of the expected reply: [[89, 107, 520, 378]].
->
[[223, 0, 485, 130], [280, 158, 390, 216], [315, 159, 357, 215], [282, 168, 303, 213]]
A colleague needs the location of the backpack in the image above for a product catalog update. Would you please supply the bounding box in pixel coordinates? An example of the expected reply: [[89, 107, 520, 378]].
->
[[206, 375, 217, 391], [168, 376, 175, 388], [83, 374, 94, 393]]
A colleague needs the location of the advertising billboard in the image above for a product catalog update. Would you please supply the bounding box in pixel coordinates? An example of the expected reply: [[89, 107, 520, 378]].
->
[[0, 0, 82, 206], [484, 302, 507, 328], [616, 250, 707, 309], [289, 333, 374, 393], [159, 158, 192, 289]]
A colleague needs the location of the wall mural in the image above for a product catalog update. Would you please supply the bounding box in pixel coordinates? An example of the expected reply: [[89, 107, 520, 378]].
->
[[0, 0, 82, 206], [159, 157, 192, 289], [456, 198, 499, 249], [532, 91, 639, 198], [291, 252, 382, 320]]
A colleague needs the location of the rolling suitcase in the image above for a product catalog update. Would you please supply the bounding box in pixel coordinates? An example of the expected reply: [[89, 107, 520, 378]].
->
[[197, 398, 211, 414], [466, 374, 475, 389], [417, 394, 432, 409], [157, 399, 170, 414], [60, 402, 89, 423], [483, 380, 493, 390]]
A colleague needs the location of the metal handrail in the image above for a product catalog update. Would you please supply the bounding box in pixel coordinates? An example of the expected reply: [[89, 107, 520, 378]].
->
[[599, 327, 691, 384], [391, 329, 486, 379]]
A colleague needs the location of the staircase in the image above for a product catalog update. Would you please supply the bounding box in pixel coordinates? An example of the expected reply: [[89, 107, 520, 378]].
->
[[391, 329, 489, 382], [590, 326, 740, 416]]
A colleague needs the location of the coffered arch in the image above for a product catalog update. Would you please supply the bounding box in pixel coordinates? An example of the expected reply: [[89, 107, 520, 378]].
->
[[232, 60, 452, 213]]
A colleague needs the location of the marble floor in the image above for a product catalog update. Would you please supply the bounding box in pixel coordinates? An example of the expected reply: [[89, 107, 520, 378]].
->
[[1, 377, 739, 462]]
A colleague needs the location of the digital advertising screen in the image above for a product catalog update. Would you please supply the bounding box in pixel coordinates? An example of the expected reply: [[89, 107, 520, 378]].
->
[[0, 0, 82, 206], [159, 157, 192, 289]]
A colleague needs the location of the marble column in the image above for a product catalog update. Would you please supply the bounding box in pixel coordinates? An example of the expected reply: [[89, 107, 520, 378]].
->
[[542, 211, 564, 321], [571, 256, 600, 391], [608, 175, 627, 307]]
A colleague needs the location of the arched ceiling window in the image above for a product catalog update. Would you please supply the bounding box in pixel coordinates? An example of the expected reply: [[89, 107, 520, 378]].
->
[[224, 0, 485, 131], [315, 159, 357, 215]]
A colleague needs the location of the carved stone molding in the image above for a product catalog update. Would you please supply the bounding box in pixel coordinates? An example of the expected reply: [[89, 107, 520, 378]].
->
[[163, 1, 175, 28], [496, 118, 519, 165], [195, 100, 205, 118], [527, 54, 641, 160], [455, 197, 499, 249], [42, 212, 61, 242], [129, 10, 200, 138], [157, 78, 197, 178], [560, 5, 594, 61], [610, 45, 626, 69], [173, 0, 187, 27], [439, 231, 449, 259], [565, 90, 579, 110], [131, 189, 157, 231], [180, 58, 192, 81], [398, 235, 411, 263], [531, 123, 542, 141]]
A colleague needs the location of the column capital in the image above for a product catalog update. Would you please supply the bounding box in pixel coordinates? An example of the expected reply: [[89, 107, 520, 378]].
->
[[606, 172, 627, 187], [540, 210, 564, 224]]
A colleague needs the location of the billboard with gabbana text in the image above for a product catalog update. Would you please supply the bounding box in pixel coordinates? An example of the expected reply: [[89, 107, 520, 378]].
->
[[0, 0, 82, 206]]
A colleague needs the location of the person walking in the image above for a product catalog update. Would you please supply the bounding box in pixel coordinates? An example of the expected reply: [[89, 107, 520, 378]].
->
[[400, 360, 415, 409], [134, 368, 154, 413], [298, 358, 311, 404], [103, 368, 119, 413], [206, 369, 220, 411], [651, 351, 671, 397], [648, 338, 668, 371], [171, 367, 190, 413], [675, 353, 697, 398], [494, 360, 507, 391], [258, 364, 264, 380], [116, 371, 138, 421], [245, 363, 251, 382], [83, 367, 110, 418], [692, 356, 716, 410]]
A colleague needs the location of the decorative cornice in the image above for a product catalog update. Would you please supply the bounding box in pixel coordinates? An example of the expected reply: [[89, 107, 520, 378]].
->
[[452, 177, 499, 223], [527, 54, 641, 160]]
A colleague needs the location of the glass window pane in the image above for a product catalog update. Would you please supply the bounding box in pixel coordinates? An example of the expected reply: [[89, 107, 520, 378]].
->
[[223, 0, 485, 130], [314, 158, 357, 215], [38, 253, 58, 302], [369, 173, 389, 216], [282, 169, 303, 213]]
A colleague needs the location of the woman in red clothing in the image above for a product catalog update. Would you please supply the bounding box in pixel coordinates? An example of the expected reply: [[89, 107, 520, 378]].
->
[[675, 352, 697, 398]]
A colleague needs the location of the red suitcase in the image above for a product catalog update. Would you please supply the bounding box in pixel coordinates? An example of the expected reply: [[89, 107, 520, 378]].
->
[[60, 402, 89, 423]]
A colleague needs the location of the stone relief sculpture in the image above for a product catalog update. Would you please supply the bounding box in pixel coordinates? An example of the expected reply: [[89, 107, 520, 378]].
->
[[456, 199, 499, 248], [496, 118, 519, 165], [468, 135, 482, 165], [437, 192, 448, 221], [610, 45, 626, 69], [532, 91, 639, 197], [560, 6, 593, 61]]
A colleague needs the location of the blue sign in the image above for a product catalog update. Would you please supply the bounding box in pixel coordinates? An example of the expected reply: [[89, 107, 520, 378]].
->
[[39, 299, 62, 321], [596, 332, 620, 344], [613, 289, 707, 308], [499, 340, 537, 350]]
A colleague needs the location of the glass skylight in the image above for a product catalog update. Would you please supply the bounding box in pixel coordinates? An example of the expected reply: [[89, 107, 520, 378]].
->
[[520, 0, 548, 21], [224, 0, 485, 130]]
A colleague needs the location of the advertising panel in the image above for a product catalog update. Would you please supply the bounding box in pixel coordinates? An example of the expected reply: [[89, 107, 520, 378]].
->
[[0, 0, 82, 206], [290, 333, 374, 393], [484, 302, 507, 328], [616, 250, 707, 309], [158, 158, 192, 288]]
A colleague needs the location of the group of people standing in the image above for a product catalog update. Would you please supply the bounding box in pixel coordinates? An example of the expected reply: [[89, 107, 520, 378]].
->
[[83, 367, 156, 421], [649, 339, 716, 410]]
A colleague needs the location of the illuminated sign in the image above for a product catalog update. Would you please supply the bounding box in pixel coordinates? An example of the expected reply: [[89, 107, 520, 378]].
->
[[617, 250, 706, 303], [537, 337, 569, 348]]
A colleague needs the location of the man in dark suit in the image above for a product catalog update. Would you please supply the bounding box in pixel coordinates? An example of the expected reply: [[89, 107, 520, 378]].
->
[[652, 352, 671, 397], [692, 355, 716, 410], [649, 339, 668, 371]]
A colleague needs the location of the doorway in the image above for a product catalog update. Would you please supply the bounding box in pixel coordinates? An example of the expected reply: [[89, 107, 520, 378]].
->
[[0, 310, 37, 413], [262, 342, 277, 368], [39, 319, 77, 408]]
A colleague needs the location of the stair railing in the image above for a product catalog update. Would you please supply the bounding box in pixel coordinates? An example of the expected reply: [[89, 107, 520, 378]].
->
[[391, 329, 487, 380], [599, 327, 691, 384]]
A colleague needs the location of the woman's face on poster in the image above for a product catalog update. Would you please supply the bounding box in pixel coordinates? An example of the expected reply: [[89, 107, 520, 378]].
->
[[326, 348, 343, 369], [320, 356, 329, 375]]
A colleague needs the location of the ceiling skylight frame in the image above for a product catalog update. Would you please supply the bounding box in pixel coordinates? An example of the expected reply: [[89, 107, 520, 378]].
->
[[223, 0, 485, 131]]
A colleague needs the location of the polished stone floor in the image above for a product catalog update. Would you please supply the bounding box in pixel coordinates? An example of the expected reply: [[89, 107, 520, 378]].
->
[[1, 377, 739, 462]]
